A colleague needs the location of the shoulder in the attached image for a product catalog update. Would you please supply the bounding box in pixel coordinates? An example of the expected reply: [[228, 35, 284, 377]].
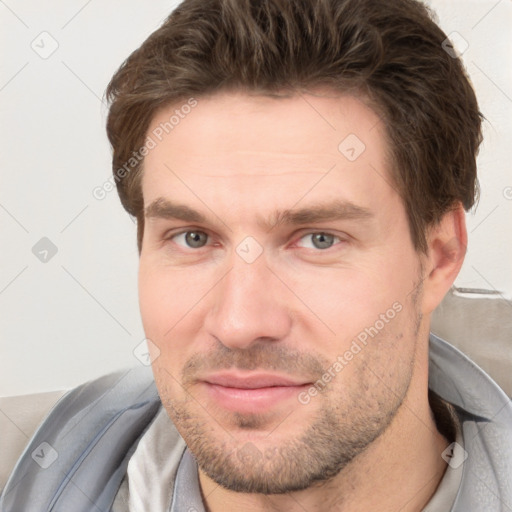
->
[[429, 334, 512, 511], [0, 389, 67, 494], [0, 367, 168, 511]]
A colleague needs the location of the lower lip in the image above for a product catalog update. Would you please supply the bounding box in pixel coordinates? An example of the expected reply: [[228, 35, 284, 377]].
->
[[203, 382, 309, 414]]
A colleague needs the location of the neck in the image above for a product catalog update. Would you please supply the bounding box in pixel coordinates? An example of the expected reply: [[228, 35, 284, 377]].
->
[[199, 342, 450, 512]]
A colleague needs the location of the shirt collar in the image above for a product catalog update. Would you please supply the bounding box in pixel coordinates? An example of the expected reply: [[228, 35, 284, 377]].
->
[[170, 448, 205, 512]]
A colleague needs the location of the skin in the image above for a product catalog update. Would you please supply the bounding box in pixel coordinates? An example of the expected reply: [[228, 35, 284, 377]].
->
[[138, 90, 467, 511]]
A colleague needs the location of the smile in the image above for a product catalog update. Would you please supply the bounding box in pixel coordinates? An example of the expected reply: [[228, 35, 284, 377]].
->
[[200, 372, 312, 414]]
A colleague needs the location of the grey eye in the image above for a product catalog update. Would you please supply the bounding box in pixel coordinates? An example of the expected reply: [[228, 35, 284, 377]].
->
[[184, 231, 208, 248], [311, 233, 336, 249]]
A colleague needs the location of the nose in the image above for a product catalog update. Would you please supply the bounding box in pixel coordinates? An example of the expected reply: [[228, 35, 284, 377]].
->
[[203, 254, 293, 350]]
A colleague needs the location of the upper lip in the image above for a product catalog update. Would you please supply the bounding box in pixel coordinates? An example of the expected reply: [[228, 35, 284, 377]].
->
[[202, 372, 311, 389]]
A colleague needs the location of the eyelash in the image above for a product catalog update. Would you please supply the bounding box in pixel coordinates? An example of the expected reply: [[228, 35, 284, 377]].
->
[[294, 232, 343, 250], [164, 229, 345, 252]]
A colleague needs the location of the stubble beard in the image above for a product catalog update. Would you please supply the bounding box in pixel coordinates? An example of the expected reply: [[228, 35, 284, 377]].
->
[[156, 334, 416, 495]]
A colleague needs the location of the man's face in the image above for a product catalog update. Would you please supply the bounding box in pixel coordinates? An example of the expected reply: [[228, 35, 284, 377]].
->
[[139, 90, 425, 493]]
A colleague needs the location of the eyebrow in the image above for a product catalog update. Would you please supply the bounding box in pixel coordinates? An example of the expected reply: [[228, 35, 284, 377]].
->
[[144, 197, 373, 230], [265, 201, 373, 230], [145, 198, 207, 223]]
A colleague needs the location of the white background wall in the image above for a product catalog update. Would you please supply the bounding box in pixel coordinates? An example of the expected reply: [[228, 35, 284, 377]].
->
[[1, 0, 511, 396]]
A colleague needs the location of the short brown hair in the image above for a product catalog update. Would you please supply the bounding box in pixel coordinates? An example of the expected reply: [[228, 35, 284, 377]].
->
[[105, 0, 482, 253]]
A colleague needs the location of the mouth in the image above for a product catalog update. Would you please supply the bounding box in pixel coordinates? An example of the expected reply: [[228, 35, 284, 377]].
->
[[200, 372, 312, 414]]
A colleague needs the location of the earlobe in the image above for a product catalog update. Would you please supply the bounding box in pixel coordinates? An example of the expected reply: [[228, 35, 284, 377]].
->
[[421, 204, 467, 314]]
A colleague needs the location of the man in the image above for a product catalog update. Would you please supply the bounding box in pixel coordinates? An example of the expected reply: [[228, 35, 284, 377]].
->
[[1, 0, 511, 510]]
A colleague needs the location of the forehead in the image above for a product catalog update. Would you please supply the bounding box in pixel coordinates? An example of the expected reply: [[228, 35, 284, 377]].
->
[[141, 90, 397, 218]]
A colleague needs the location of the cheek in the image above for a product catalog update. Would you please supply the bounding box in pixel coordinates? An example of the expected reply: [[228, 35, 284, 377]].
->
[[138, 265, 172, 340], [138, 261, 215, 377], [278, 255, 419, 357], [281, 266, 397, 331], [138, 265, 186, 375], [138, 261, 206, 338]]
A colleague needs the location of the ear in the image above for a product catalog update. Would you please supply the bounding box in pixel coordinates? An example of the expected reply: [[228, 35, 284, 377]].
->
[[421, 204, 467, 315]]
